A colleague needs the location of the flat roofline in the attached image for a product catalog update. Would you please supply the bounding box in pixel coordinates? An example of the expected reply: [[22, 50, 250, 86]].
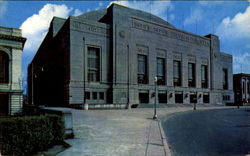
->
[[234, 73, 250, 77]]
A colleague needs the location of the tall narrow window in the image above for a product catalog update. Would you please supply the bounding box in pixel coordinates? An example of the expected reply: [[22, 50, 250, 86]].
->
[[188, 63, 195, 87], [223, 68, 228, 90], [243, 81, 245, 94], [87, 47, 100, 82], [157, 58, 165, 85], [0, 51, 9, 83], [201, 65, 208, 88], [247, 81, 250, 94], [173, 61, 181, 86], [138, 55, 147, 84]]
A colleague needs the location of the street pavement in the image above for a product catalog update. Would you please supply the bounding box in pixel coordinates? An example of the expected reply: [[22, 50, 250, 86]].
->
[[55, 105, 238, 156], [162, 107, 250, 156]]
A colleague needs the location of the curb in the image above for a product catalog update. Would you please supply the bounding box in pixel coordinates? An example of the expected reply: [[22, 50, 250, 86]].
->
[[158, 121, 171, 156]]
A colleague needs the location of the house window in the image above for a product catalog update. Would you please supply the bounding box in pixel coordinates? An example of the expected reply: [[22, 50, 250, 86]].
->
[[158, 92, 167, 103], [173, 61, 181, 86], [201, 65, 208, 88], [0, 51, 9, 83], [243, 81, 245, 94], [175, 92, 183, 103], [188, 63, 195, 87], [92, 92, 97, 99], [99, 92, 104, 100], [138, 55, 147, 84], [223, 68, 228, 90], [247, 81, 250, 94], [157, 58, 165, 85], [139, 92, 149, 103], [203, 93, 209, 103], [87, 47, 100, 82], [85, 92, 90, 100], [190, 93, 197, 103]]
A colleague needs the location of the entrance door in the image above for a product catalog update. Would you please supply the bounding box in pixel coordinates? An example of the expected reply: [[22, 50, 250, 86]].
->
[[0, 93, 8, 116]]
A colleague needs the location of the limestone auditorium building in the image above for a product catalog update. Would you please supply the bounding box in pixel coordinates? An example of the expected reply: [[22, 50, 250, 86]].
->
[[28, 3, 234, 108]]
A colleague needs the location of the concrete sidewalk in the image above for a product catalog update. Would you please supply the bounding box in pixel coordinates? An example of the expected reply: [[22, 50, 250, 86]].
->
[[56, 106, 232, 156]]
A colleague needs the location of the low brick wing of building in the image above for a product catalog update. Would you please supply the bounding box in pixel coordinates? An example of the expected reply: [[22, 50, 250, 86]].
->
[[28, 3, 234, 108]]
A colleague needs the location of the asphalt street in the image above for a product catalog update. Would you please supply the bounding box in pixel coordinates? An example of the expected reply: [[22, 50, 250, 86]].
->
[[162, 108, 250, 156]]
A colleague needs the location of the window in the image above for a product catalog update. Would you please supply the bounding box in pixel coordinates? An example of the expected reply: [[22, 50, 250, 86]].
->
[[85, 92, 90, 100], [92, 92, 97, 99], [175, 92, 183, 103], [138, 55, 147, 84], [190, 93, 197, 103], [203, 93, 209, 103], [87, 47, 100, 82], [201, 65, 208, 88], [223, 69, 228, 90], [188, 63, 195, 87], [139, 92, 149, 103], [0, 51, 9, 83], [173, 61, 181, 86], [99, 92, 104, 100], [247, 81, 250, 94], [223, 95, 230, 101], [157, 58, 165, 85], [243, 81, 245, 94], [158, 92, 167, 103]]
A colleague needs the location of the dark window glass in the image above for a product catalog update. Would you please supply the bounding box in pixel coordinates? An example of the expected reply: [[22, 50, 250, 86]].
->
[[190, 93, 197, 103], [138, 55, 147, 84], [87, 47, 100, 82], [157, 58, 165, 85], [85, 92, 90, 100], [173, 61, 181, 86], [93, 92, 97, 100], [223, 68, 228, 90], [0, 51, 9, 83], [0, 93, 9, 115], [203, 93, 209, 103], [247, 82, 250, 94], [99, 92, 104, 100], [139, 92, 149, 103], [175, 92, 183, 103], [243, 81, 245, 94], [188, 63, 195, 87], [201, 65, 208, 88], [158, 93, 167, 103]]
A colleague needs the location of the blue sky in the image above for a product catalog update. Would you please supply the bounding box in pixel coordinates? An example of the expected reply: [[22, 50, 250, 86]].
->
[[0, 1, 250, 92]]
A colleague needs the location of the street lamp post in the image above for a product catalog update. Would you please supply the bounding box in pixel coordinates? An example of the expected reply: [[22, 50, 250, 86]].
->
[[153, 77, 157, 120]]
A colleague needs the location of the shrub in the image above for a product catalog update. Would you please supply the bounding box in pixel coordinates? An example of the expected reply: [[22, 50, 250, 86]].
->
[[0, 115, 64, 156]]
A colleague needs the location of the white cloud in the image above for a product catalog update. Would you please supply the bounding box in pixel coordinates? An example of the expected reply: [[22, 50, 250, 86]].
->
[[0, 1, 7, 19], [109, 1, 173, 21], [73, 9, 83, 16], [99, 2, 103, 7], [20, 4, 74, 54], [233, 52, 250, 73], [184, 8, 203, 26], [216, 6, 250, 40], [198, 1, 224, 6]]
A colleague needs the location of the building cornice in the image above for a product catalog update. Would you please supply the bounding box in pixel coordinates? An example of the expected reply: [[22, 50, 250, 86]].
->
[[0, 34, 26, 43]]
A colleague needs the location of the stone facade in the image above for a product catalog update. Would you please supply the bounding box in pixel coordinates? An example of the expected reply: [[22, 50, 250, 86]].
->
[[0, 26, 26, 115], [233, 73, 250, 105], [28, 4, 234, 108]]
